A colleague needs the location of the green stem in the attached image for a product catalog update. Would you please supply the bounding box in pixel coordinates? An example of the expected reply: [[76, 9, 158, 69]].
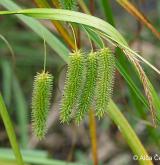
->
[[0, 94, 24, 165]]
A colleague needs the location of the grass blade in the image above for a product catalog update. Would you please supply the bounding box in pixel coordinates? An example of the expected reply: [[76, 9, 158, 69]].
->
[[0, 148, 83, 165], [108, 101, 153, 165], [0, 8, 159, 76], [0, 94, 24, 165], [0, 9, 127, 46]]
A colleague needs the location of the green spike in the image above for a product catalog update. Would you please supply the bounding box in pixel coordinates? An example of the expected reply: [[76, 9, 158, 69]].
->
[[75, 52, 97, 124], [95, 48, 115, 118], [31, 71, 53, 140], [60, 51, 85, 123]]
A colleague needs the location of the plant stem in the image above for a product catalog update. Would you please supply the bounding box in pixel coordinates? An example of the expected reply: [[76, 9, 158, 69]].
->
[[88, 1, 98, 164], [89, 109, 98, 165]]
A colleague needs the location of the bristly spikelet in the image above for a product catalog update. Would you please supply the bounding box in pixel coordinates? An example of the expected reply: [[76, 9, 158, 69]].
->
[[59, 0, 77, 10], [31, 71, 53, 140], [75, 52, 97, 124], [60, 51, 85, 123], [95, 48, 115, 118]]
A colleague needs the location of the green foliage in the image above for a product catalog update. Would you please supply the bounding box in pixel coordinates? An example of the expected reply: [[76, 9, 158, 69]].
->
[[59, 0, 77, 10], [0, 95, 24, 165], [60, 51, 85, 123], [75, 52, 97, 124], [31, 71, 53, 140], [95, 48, 115, 118], [0, 148, 84, 165]]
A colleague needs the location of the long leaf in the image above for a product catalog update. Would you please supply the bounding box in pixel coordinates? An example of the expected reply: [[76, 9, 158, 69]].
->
[[0, 9, 128, 46], [0, 8, 159, 76], [0, 94, 24, 165], [108, 101, 153, 165], [0, 149, 83, 165]]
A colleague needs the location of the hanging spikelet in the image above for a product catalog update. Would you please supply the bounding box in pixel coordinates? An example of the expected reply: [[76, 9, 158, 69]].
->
[[95, 48, 115, 118], [60, 51, 85, 123], [31, 71, 53, 140], [59, 0, 77, 10], [75, 52, 97, 124]]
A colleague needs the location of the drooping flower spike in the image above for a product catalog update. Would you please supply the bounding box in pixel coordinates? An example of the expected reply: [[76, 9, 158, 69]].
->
[[31, 71, 53, 140], [60, 51, 85, 123], [95, 48, 115, 118], [76, 52, 97, 124]]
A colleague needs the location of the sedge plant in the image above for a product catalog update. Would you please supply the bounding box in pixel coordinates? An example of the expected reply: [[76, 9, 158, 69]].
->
[[31, 39, 53, 140], [0, 0, 160, 165]]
